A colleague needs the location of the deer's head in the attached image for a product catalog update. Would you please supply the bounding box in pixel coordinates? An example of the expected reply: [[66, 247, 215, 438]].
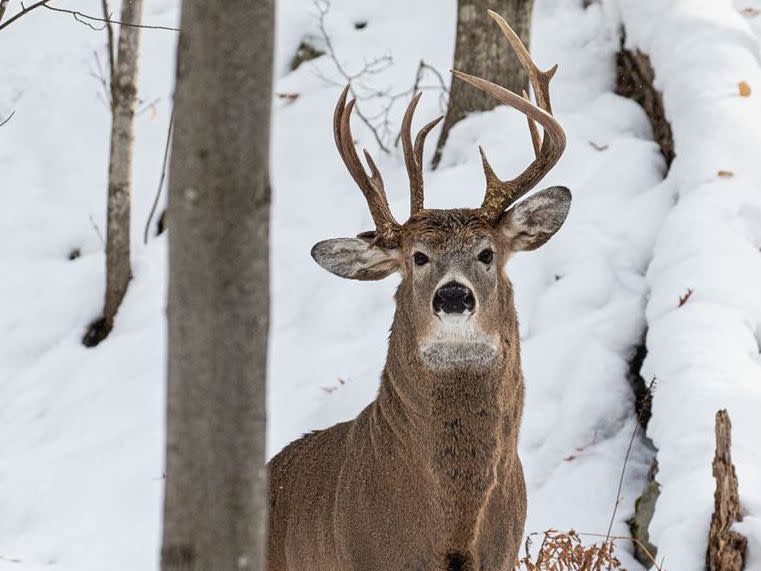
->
[[312, 11, 569, 371]]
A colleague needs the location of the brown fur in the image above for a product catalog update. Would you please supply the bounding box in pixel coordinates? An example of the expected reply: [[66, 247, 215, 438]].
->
[[267, 209, 544, 571]]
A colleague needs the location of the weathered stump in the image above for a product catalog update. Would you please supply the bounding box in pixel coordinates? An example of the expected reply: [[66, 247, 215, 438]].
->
[[707, 410, 746, 571]]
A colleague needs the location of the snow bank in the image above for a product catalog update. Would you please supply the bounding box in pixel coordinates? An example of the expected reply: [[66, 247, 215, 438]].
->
[[616, 0, 761, 568]]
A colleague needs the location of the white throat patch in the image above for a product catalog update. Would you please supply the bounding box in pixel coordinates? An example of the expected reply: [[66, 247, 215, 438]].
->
[[419, 315, 498, 369]]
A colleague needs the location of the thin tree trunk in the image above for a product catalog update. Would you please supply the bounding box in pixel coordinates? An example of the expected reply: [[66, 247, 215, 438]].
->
[[160, 0, 273, 569], [432, 0, 532, 168], [0, 0, 9, 25], [83, 0, 143, 346]]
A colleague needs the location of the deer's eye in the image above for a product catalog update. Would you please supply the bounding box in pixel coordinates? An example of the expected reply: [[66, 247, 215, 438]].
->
[[413, 252, 429, 266], [478, 248, 494, 264]]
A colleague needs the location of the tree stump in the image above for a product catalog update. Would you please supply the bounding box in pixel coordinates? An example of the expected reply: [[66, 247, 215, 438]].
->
[[707, 410, 746, 571]]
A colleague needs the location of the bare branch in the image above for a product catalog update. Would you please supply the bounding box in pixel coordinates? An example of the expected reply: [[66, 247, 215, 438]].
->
[[0, 109, 15, 127], [313, 0, 390, 152], [90, 49, 112, 108], [0, 0, 51, 32], [0, 0, 179, 32], [43, 3, 178, 31], [144, 105, 174, 244], [88, 214, 106, 249], [605, 377, 657, 540]]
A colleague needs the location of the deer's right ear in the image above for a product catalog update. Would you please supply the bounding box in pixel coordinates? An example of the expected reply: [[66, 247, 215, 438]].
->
[[311, 237, 400, 281]]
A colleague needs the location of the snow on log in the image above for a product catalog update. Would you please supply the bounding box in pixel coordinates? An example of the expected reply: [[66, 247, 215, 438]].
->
[[707, 410, 746, 571]]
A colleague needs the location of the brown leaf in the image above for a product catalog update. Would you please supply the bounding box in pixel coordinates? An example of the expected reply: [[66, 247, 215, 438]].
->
[[739, 81, 752, 97], [276, 92, 300, 104], [717, 170, 734, 178], [678, 288, 694, 307]]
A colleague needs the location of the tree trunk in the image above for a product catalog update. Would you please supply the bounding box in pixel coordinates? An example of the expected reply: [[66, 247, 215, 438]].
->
[[432, 0, 533, 168], [0, 0, 9, 25], [160, 0, 273, 569], [83, 0, 143, 347]]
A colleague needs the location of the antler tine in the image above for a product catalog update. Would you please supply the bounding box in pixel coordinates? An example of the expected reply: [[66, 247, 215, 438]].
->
[[451, 11, 566, 222], [522, 90, 541, 158], [333, 85, 400, 246], [401, 92, 443, 215], [487, 9, 557, 114]]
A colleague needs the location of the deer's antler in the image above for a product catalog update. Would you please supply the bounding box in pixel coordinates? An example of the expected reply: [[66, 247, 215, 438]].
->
[[333, 85, 401, 247], [452, 9, 566, 222], [401, 93, 443, 215]]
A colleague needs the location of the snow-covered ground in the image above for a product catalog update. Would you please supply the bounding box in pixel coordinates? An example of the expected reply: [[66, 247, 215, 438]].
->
[[0, 0, 758, 569]]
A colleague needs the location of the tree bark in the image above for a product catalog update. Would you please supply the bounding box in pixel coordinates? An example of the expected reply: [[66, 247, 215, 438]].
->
[[83, 0, 143, 346], [707, 410, 746, 571], [432, 0, 533, 168], [160, 0, 273, 570], [615, 33, 674, 167]]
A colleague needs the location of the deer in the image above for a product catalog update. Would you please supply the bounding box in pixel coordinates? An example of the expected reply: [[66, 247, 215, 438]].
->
[[268, 11, 569, 571]]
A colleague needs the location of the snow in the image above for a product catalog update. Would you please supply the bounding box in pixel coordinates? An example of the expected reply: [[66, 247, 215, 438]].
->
[[1, 0, 757, 569]]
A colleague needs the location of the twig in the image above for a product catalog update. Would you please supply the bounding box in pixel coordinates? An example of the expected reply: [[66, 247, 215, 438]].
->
[[144, 105, 174, 244], [100, 0, 115, 82], [605, 377, 657, 540], [136, 96, 161, 117], [0, 0, 179, 32], [0, 0, 51, 32], [577, 533, 664, 570], [43, 3, 179, 31], [0, 109, 15, 127], [89, 214, 106, 249], [313, 0, 390, 152], [90, 49, 112, 108]]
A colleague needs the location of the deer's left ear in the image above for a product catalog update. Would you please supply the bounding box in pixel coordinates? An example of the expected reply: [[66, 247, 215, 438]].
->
[[498, 186, 571, 252]]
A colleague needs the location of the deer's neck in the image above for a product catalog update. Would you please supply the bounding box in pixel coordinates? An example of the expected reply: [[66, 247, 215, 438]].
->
[[373, 305, 524, 552]]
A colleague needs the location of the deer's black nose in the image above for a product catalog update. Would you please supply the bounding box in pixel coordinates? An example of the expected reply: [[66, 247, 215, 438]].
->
[[433, 281, 475, 315]]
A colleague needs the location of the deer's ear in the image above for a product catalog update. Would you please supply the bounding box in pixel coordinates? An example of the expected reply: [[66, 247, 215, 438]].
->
[[498, 186, 571, 252], [311, 237, 400, 281]]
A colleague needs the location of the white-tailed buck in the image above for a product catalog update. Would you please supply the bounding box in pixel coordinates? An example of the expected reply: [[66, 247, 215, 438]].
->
[[268, 11, 569, 571]]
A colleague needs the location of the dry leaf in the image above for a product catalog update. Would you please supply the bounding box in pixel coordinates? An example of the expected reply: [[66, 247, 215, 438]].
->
[[276, 92, 300, 104], [741, 7, 761, 17], [739, 81, 752, 97], [718, 170, 734, 178]]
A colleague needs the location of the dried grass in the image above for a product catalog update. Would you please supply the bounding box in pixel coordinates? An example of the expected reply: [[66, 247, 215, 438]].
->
[[514, 529, 663, 571], [515, 529, 622, 570]]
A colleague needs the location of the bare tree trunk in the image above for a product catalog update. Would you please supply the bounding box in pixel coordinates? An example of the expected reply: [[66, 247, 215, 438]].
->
[[160, 0, 273, 569], [432, 0, 533, 168], [83, 0, 143, 347]]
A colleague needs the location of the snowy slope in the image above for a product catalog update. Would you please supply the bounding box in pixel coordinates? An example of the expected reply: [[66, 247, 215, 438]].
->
[[0, 0, 717, 569]]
